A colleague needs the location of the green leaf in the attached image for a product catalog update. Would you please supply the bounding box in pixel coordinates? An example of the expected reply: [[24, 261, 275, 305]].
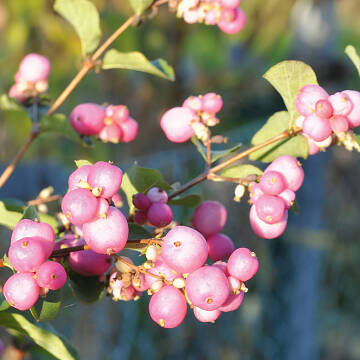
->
[[54, 0, 101, 55], [345, 45, 360, 77], [37, 214, 59, 233], [22, 206, 38, 221], [249, 111, 309, 163], [128, 223, 152, 240], [191, 136, 207, 161], [0, 201, 23, 230], [74, 159, 93, 168], [168, 194, 201, 208], [122, 163, 171, 213], [0, 293, 10, 311], [263, 60, 318, 128], [221, 164, 263, 179], [0, 312, 78, 360], [129, 0, 153, 15], [31, 291, 62, 323], [2, 254, 15, 273], [0, 94, 27, 113], [102, 49, 175, 81], [68, 270, 105, 304]]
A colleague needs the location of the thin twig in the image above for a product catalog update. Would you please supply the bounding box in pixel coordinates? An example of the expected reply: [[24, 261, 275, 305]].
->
[[27, 194, 61, 206]]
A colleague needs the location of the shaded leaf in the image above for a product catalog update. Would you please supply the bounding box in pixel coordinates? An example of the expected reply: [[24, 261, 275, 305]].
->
[[2, 254, 15, 273], [102, 50, 175, 81], [345, 45, 360, 76], [54, 0, 101, 54], [0, 293, 10, 311], [22, 206, 38, 221], [0, 201, 23, 230], [168, 194, 201, 208], [129, 0, 153, 15], [221, 164, 263, 179], [33, 291, 62, 322], [74, 159, 93, 168], [0, 94, 27, 113], [128, 223, 152, 240], [249, 111, 308, 162]]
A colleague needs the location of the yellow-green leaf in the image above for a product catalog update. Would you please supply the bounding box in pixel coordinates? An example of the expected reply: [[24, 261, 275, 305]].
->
[[345, 45, 360, 77]]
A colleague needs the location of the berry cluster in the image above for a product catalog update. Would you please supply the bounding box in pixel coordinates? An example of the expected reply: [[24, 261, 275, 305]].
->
[[160, 92, 223, 143], [62, 161, 129, 254], [8, 53, 50, 103], [296, 85, 360, 154], [176, 0, 246, 34], [248, 155, 304, 239], [70, 103, 138, 144], [3, 219, 67, 310], [132, 188, 173, 228]]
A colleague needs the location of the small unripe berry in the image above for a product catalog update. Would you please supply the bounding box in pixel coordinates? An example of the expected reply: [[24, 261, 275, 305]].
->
[[35, 261, 67, 290], [255, 194, 286, 224], [218, 8, 246, 34], [147, 203, 173, 228], [69, 103, 105, 136], [201, 93, 223, 114], [329, 115, 349, 134], [18, 53, 50, 83], [343, 90, 360, 128], [147, 187, 168, 203], [133, 193, 151, 210], [227, 248, 259, 282], [193, 307, 221, 323], [328, 91, 353, 116], [207, 233, 235, 262], [183, 96, 203, 112], [133, 210, 147, 225], [119, 117, 139, 143], [259, 171, 287, 195], [315, 99, 333, 118]]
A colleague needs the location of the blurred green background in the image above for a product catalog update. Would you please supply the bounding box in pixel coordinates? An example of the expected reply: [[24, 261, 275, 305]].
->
[[1, 0, 360, 359]]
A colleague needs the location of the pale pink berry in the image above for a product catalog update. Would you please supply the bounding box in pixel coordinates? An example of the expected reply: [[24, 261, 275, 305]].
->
[[205, 10, 219, 25], [219, 292, 244, 312], [207, 233, 235, 262], [265, 155, 304, 192], [259, 171, 286, 195], [183, 9, 199, 24], [132, 273, 149, 292], [249, 204, 288, 239], [255, 195, 286, 224], [3, 272, 40, 311], [87, 161, 123, 199], [99, 123, 122, 143], [9, 237, 48, 272], [185, 266, 230, 310], [147, 187, 168, 203], [221, 0, 241, 7], [315, 99, 333, 118], [8, 84, 27, 103], [134, 210, 147, 225], [296, 85, 329, 117], [69, 103, 105, 136], [18, 53, 50, 83], [111, 193, 123, 207], [35, 261, 67, 290], [201, 93, 223, 114], [227, 275, 241, 292], [193, 307, 221, 323], [328, 91, 353, 116], [147, 203, 173, 228], [149, 286, 187, 328], [132, 193, 151, 210], [212, 261, 229, 275], [106, 105, 129, 125], [146, 245, 158, 262], [278, 188, 296, 208], [53, 234, 78, 251], [343, 90, 360, 128], [304, 134, 321, 155], [303, 113, 332, 141], [145, 256, 179, 287], [329, 115, 349, 134], [121, 285, 136, 301], [82, 206, 129, 254], [160, 107, 196, 143], [11, 219, 55, 258], [249, 182, 264, 204], [183, 96, 203, 112], [97, 198, 110, 218], [218, 8, 246, 34], [161, 226, 208, 273], [68, 165, 91, 191], [119, 117, 138, 143], [192, 201, 227, 237], [227, 248, 259, 282], [61, 188, 99, 225]]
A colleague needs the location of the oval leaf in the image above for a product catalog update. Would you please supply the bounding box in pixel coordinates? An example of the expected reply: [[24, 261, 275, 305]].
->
[[54, 0, 102, 55], [168, 194, 201, 207], [345, 45, 360, 77], [32, 290, 62, 322], [74, 159, 93, 168], [22, 206, 38, 221], [0, 293, 10, 311], [263, 61, 318, 128], [0, 94, 28, 113], [129, 0, 153, 15], [221, 164, 263, 179], [102, 49, 175, 81]]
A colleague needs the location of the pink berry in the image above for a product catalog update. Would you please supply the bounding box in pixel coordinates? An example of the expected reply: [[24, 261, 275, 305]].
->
[[185, 266, 230, 311], [296, 85, 329, 117], [183, 9, 199, 24], [207, 233, 235, 262], [35, 261, 67, 290], [160, 107, 196, 143], [132, 193, 151, 210], [219, 292, 244, 312], [146, 245, 158, 262], [264, 155, 304, 192], [111, 193, 123, 207], [8, 84, 27, 103], [53, 234, 78, 251], [303, 113, 332, 141], [304, 134, 321, 155], [328, 91, 353, 116], [183, 96, 203, 112], [221, 0, 241, 7], [9, 237, 48, 272], [119, 117, 139, 143], [228, 275, 241, 292], [343, 90, 360, 128], [249, 204, 288, 239], [87, 161, 123, 199], [121, 285, 136, 301], [97, 198, 110, 218], [259, 171, 287, 195], [83, 206, 129, 254], [212, 261, 229, 275], [69, 103, 105, 136], [201, 93, 223, 114], [315, 99, 333, 118], [147, 187, 168, 203], [61, 188, 99, 225], [329, 115, 349, 134], [133, 210, 147, 225], [147, 203, 173, 228], [133, 273, 149, 292], [161, 226, 208, 273], [149, 286, 187, 328], [106, 105, 129, 125], [18, 53, 50, 83], [255, 195, 286, 224], [68, 165, 91, 191], [193, 307, 221, 322], [204, 10, 219, 25], [3, 272, 40, 311], [193, 201, 227, 237], [99, 123, 122, 143], [11, 219, 55, 258], [227, 248, 259, 282], [249, 182, 264, 204], [145, 256, 179, 287], [277, 188, 296, 208], [218, 8, 246, 34]]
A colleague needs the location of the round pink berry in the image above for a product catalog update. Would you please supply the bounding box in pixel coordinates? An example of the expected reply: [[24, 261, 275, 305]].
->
[[329, 115, 349, 134], [35, 261, 67, 290], [219, 292, 244, 312], [207, 233, 235, 262], [147, 203, 173, 228], [259, 171, 287, 195], [160, 107, 196, 143], [204, 10, 219, 25], [69, 103, 105, 136], [99, 123, 122, 143], [328, 91, 353, 116], [277, 188, 296, 209], [296, 85, 329, 117], [255, 195, 286, 224], [227, 248, 259, 282], [147, 187, 168, 203], [106, 105, 129, 125], [249, 182, 264, 204], [201, 93, 223, 114], [149, 286, 187, 328], [183, 96, 203, 112], [193, 307, 222, 323], [18, 53, 50, 83], [97, 198, 110, 218], [303, 113, 332, 142], [343, 90, 360, 128], [119, 117, 139, 143], [212, 261, 229, 275], [3, 272, 40, 311], [132, 193, 151, 210], [68, 165, 91, 191], [218, 8, 246, 34], [8, 84, 27, 103], [315, 99, 333, 119], [183, 9, 199, 24], [161, 226, 208, 273], [185, 266, 230, 311]]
